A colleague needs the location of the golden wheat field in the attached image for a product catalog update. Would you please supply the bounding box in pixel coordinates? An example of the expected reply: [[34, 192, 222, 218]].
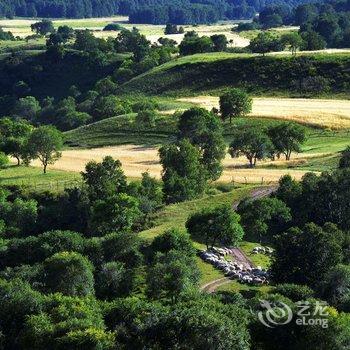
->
[[31, 144, 319, 183], [177, 96, 350, 129]]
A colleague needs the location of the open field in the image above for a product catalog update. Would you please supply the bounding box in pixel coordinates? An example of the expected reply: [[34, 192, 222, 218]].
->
[[0, 165, 81, 192], [178, 96, 350, 129]]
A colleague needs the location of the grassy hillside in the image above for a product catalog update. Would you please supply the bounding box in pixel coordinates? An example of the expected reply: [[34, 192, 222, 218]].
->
[[120, 52, 350, 96]]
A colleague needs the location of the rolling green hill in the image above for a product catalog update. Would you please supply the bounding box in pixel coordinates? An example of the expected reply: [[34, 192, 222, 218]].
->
[[120, 52, 350, 97]]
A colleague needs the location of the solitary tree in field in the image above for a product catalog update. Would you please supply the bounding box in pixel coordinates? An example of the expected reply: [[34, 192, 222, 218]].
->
[[219, 88, 252, 123], [268, 123, 306, 160], [27, 125, 63, 173], [229, 127, 273, 167]]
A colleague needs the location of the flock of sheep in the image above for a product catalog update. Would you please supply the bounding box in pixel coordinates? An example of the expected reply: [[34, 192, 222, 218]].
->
[[199, 247, 270, 285]]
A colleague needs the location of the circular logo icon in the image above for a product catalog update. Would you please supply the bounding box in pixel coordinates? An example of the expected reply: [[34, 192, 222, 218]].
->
[[257, 299, 293, 328]]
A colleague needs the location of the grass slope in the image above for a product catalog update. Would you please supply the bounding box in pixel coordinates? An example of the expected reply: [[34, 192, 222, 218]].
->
[[120, 52, 350, 97], [0, 165, 81, 192]]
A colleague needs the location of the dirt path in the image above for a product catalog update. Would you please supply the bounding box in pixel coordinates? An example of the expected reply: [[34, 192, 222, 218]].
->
[[232, 186, 277, 210], [200, 277, 231, 293], [200, 186, 274, 293]]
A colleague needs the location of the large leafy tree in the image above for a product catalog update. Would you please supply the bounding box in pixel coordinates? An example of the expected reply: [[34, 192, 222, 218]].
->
[[90, 193, 141, 235], [146, 249, 200, 302], [237, 197, 292, 243], [43, 251, 95, 296], [82, 156, 127, 201], [219, 88, 252, 123], [272, 222, 344, 287], [0, 118, 32, 165], [229, 127, 274, 167], [319, 264, 350, 311], [159, 139, 207, 203], [268, 123, 306, 160], [26, 125, 63, 173], [249, 31, 283, 55], [186, 204, 244, 249], [178, 107, 226, 181]]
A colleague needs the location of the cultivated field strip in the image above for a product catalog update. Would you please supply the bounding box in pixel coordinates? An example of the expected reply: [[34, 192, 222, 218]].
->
[[31, 144, 316, 183], [178, 96, 350, 129]]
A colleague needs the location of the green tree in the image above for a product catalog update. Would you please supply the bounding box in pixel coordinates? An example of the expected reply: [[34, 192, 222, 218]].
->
[[210, 34, 228, 51], [159, 139, 207, 203], [94, 76, 118, 96], [82, 156, 127, 201], [13, 96, 41, 121], [268, 123, 306, 160], [26, 126, 63, 173], [249, 31, 284, 55], [31, 19, 54, 36], [178, 107, 226, 180], [237, 197, 291, 242], [135, 109, 156, 128], [90, 193, 141, 235], [179, 33, 213, 55], [150, 228, 195, 259], [281, 32, 303, 55], [0, 118, 32, 165], [229, 127, 273, 167], [272, 222, 344, 287], [186, 204, 244, 249], [102, 232, 142, 268], [43, 251, 94, 296], [219, 88, 252, 123], [300, 30, 326, 51], [137, 171, 163, 219], [319, 264, 350, 311], [96, 261, 133, 300], [339, 146, 350, 169], [146, 249, 200, 302]]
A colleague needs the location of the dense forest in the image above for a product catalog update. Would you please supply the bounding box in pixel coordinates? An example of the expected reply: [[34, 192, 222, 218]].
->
[[0, 0, 312, 23], [252, 0, 350, 47]]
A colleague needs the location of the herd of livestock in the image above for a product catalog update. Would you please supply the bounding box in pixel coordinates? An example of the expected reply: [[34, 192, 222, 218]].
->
[[199, 246, 271, 285]]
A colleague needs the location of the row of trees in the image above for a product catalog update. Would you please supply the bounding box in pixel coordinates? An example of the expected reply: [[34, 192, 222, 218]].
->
[[254, 1, 350, 48]]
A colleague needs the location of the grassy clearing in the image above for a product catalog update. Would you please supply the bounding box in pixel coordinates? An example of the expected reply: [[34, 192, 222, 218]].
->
[[0, 165, 81, 192], [139, 185, 256, 241]]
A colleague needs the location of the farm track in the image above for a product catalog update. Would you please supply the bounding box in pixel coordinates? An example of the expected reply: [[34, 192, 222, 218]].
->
[[200, 186, 275, 293]]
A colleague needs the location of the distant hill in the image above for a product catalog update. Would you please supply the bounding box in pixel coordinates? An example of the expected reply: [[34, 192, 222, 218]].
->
[[0, 0, 313, 23]]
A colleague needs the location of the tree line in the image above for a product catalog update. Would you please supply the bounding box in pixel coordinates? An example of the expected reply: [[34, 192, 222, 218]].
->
[[0, 0, 310, 23], [250, 0, 350, 48]]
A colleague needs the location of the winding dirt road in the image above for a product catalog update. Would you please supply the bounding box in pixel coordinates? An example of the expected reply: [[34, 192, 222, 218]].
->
[[200, 186, 276, 293]]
